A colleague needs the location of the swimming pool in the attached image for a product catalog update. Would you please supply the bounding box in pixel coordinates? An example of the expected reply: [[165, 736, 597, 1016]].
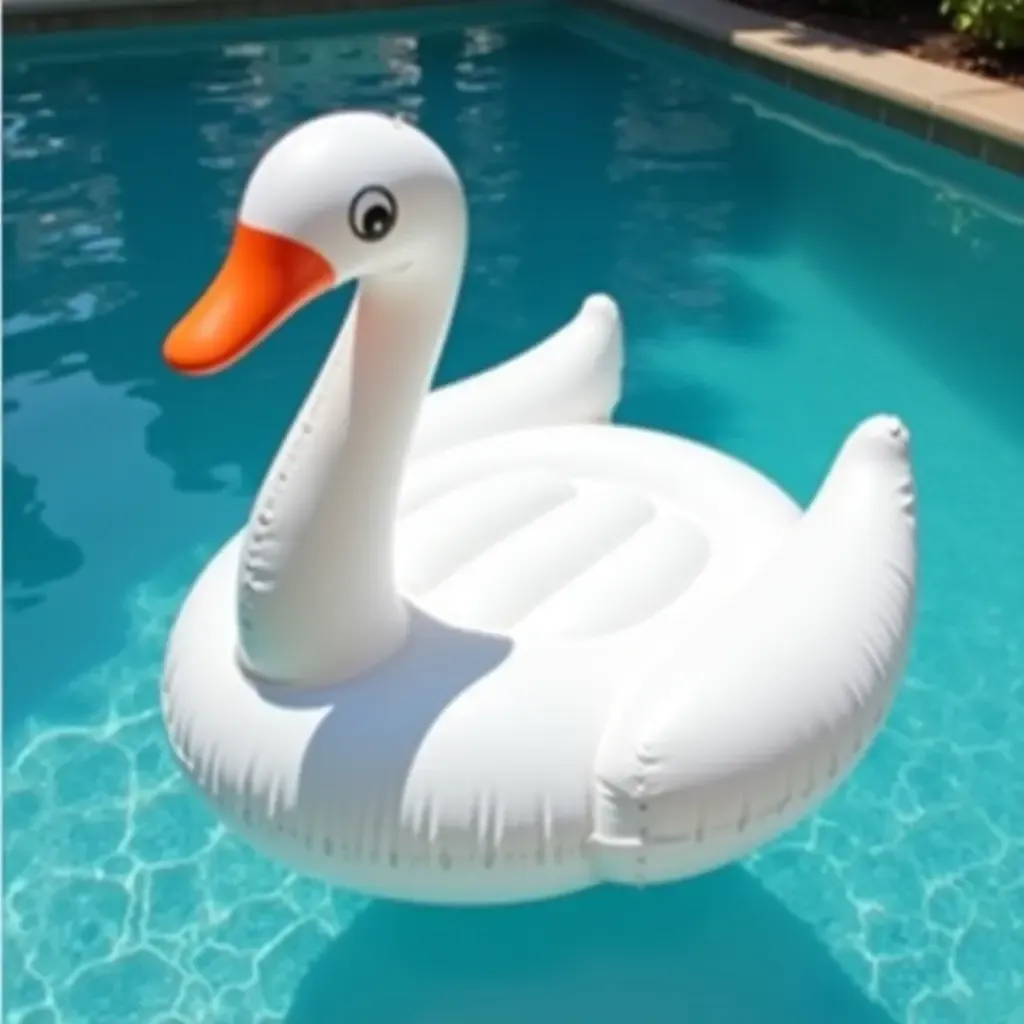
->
[[4, 4, 1023, 1021]]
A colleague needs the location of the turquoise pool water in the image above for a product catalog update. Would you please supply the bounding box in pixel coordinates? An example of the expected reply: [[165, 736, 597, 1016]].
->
[[4, 5, 1024, 1022]]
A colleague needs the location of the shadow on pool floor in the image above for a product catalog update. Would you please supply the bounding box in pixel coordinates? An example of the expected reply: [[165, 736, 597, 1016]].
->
[[287, 865, 893, 1024]]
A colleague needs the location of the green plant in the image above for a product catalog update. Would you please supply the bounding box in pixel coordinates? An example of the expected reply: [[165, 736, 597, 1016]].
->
[[941, 0, 1024, 49]]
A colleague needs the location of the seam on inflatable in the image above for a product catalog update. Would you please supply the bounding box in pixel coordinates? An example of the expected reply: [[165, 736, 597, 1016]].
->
[[238, 319, 348, 615], [591, 657, 902, 886]]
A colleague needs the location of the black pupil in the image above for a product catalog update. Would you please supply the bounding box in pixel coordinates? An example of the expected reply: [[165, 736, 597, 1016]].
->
[[363, 205, 391, 236]]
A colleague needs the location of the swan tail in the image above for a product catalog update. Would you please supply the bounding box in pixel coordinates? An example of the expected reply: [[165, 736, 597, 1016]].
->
[[587, 414, 917, 886]]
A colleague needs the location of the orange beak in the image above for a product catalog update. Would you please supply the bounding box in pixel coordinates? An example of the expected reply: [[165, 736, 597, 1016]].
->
[[162, 223, 335, 375]]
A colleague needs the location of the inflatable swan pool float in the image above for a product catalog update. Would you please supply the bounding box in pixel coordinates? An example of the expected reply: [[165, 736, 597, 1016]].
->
[[161, 110, 917, 905]]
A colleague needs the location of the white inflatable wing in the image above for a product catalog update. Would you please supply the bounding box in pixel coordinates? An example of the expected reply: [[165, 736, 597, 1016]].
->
[[412, 294, 624, 460], [588, 415, 917, 885]]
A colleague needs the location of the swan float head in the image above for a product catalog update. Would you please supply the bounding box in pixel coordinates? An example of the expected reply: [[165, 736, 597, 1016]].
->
[[162, 110, 473, 685], [163, 110, 466, 375]]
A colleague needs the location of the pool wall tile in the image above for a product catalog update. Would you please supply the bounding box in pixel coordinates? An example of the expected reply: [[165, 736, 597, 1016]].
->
[[3, 0, 511, 33]]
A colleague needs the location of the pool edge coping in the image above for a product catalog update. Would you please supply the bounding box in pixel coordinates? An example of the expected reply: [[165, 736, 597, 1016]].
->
[[583, 0, 1024, 176]]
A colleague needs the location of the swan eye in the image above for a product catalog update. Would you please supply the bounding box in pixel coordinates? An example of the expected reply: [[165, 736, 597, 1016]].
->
[[349, 186, 397, 242]]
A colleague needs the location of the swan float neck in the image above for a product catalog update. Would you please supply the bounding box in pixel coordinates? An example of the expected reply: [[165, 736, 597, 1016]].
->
[[163, 112, 468, 684], [239, 261, 466, 685]]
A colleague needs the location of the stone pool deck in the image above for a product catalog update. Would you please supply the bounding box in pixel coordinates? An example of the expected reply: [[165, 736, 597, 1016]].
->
[[6, 0, 1024, 175]]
